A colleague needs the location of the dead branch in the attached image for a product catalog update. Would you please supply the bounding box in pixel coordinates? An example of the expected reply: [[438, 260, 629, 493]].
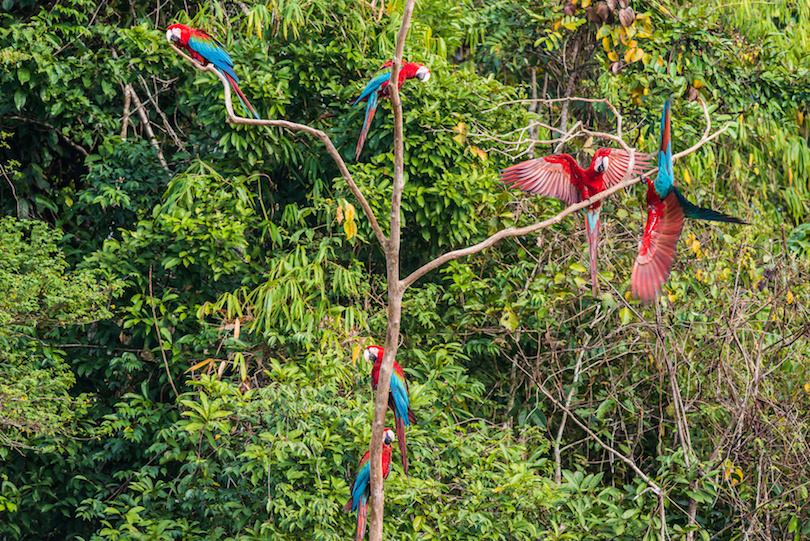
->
[[127, 84, 169, 170]]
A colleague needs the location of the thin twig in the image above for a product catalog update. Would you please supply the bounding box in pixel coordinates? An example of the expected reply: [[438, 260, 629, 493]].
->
[[149, 265, 179, 398]]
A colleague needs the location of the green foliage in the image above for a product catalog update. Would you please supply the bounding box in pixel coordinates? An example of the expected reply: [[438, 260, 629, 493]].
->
[[0, 0, 808, 540]]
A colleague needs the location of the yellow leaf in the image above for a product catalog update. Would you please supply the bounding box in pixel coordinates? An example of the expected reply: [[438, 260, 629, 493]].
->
[[344, 202, 356, 222], [344, 219, 357, 240], [657, 57, 664, 67], [608, 51, 619, 61], [788, 168, 793, 185], [693, 79, 704, 89], [624, 47, 637, 63], [749, 153, 754, 166], [185, 358, 216, 373], [787, 291, 794, 304], [453, 121, 467, 135], [581, 0, 591, 6], [624, 290, 633, 301], [620, 307, 632, 325], [683, 168, 691, 185], [596, 25, 611, 40], [631, 47, 645, 63], [336, 203, 344, 224], [804, 383, 810, 394], [602, 37, 612, 52], [351, 343, 362, 366]]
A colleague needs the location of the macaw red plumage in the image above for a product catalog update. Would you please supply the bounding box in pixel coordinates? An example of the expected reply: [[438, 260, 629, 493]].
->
[[631, 100, 746, 303], [501, 148, 653, 295], [353, 60, 431, 160], [343, 428, 395, 541], [365, 345, 417, 476], [166, 23, 260, 120]]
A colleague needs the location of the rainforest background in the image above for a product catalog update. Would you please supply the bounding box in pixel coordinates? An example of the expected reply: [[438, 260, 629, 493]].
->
[[1, 0, 809, 539]]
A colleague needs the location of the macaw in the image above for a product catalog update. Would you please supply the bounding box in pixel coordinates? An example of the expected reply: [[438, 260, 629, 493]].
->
[[501, 148, 653, 295], [365, 345, 417, 476], [165, 23, 260, 120], [343, 428, 396, 541], [631, 100, 746, 304], [353, 60, 431, 160]]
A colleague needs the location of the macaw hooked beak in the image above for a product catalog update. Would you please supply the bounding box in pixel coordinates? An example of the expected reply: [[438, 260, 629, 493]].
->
[[594, 156, 609, 174], [415, 66, 431, 82], [165, 29, 179, 43]]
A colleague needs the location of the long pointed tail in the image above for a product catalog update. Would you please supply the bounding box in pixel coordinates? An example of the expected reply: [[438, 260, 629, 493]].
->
[[221, 70, 260, 120], [584, 209, 601, 297], [394, 410, 409, 476], [355, 92, 379, 161], [674, 187, 747, 224], [355, 497, 368, 541]]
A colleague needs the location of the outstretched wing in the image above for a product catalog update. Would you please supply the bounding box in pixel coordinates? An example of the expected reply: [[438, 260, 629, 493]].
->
[[631, 190, 685, 304], [601, 149, 654, 188], [500, 155, 580, 205]]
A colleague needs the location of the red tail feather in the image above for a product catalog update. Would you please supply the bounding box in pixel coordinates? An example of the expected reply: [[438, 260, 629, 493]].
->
[[355, 500, 368, 541], [394, 411, 409, 476], [222, 72, 259, 119]]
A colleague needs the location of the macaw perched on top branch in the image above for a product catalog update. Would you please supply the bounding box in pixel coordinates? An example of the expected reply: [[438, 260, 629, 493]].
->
[[501, 147, 653, 296], [631, 100, 747, 304], [344, 428, 395, 541], [364, 345, 417, 476], [353, 60, 431, 160], [166, 23, 260, 120]]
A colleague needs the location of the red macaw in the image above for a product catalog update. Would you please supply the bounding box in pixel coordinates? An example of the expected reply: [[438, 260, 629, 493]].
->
[[343, 428, 395, 541], [166, 23, 260, 120], [365, 345, 417, 476], [353, 60, 431, 160], [631, 100, 746, 303], [501, 148, 653, 295]]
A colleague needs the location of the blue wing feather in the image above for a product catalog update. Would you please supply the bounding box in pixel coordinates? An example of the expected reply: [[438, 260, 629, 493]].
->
[[390, 372, 412, 428], [188, 35, 239, 82], [353, 70, 392, 106], [349, 459, 371, 511]]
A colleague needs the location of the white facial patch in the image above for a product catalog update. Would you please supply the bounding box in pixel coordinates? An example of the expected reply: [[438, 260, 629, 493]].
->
[[416, 66, 431, 81]]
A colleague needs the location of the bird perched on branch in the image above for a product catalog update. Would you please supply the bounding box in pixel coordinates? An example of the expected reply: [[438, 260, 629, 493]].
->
[[631, 100, 746, 304], [501, 147, 653, 295], [165, 23, 260, 120], [364, 344, 417, 476], [353, 60, 431, 160], [343, 428, 395, 541]]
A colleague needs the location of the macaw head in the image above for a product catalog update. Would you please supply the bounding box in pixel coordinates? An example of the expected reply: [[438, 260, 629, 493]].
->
[[414, 64, 431, 82], [383, 428, 396, 445], [364, 345, 384, 364], [593, 148, 611, 174], [165, 24, 187, 45]]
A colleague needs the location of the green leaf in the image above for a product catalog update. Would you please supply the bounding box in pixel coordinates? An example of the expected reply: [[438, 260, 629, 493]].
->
[[620, 307, 632, 325], [13, 90, 26, 110], [18, 68, 30, 84]]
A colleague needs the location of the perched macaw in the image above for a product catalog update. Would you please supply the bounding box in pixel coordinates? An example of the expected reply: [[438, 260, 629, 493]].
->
[[365, 344, 417, 476], [165, 23, 260, 120], [501, 148, 653, 295], [631, 100, 746, 303], [353, 60, 431, 160], [343, 428, 396, 541]]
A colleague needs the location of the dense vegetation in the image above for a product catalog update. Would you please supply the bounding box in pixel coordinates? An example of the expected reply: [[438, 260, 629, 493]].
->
[[1, 0, 809, 539]]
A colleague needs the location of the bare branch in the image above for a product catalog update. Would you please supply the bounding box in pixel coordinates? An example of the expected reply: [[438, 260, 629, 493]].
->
[[128, 84, 169, 170], [169, 43, 388, 249]]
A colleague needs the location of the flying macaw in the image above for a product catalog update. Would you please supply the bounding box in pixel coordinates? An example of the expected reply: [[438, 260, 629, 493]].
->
[[353, 60, 431, 160], [165, 23, 260, 120], [631, 100, 746, 303], [501, 147, 653, 295], [343, 428, 396, 541], [365, 344, 417, 476]]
